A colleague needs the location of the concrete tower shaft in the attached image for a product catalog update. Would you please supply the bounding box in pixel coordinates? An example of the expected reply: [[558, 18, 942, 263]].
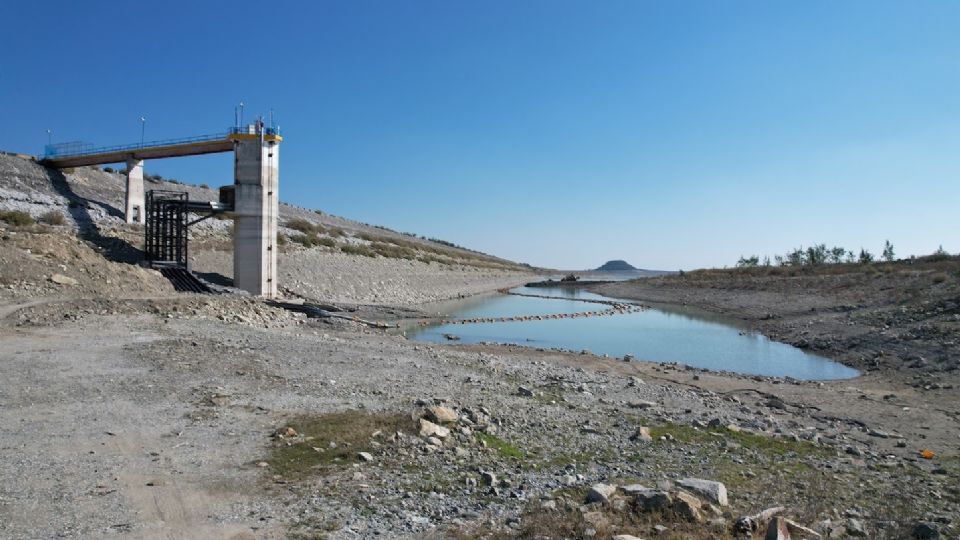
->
[[232, 135, 279, 297]]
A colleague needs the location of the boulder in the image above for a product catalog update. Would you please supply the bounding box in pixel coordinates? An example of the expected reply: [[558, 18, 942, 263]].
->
[[846, 518, 867, 537], [612, 536, 643, 540], [765, 517, 791, 540], [418, 418, 450, 439], [634, 489, 672, 512], [357, 452, 373, 462], [913, 521, 941, 539], [671, 490, 705, 522], [627, 400, 656, 409], [480, 471, 497, 486], [677, 478, 728, 506], [585, 483, 617, 504], [49, 273, 78, 286], [426, 406, 458, 424], [630, 426, 653, 443], [619, 484, 649, 496], [517, 386, 535, 397]]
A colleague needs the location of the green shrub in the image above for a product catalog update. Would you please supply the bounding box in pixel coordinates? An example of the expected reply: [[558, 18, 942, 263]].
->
[[38, 211, 66, 225], [0, 210, 35, 226], [276, 233, 287, 246], [289, 233, 315, 247], [285, 218, 326, 235], [340, 244, 376, 257], [317, 237, 336, 248]]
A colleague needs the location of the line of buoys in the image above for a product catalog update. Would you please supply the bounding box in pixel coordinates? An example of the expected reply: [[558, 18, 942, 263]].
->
[[419, 304, 644, 326]]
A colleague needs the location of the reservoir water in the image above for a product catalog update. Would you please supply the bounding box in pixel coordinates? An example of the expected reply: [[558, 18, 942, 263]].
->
[[409, 286, 859, 380]]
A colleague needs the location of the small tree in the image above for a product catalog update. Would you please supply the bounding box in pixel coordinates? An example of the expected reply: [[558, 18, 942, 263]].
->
[[882, 240, 895, 262], [737, 255, 760, 268], [829, 246, 847, 264], [806, 244, 828, 266], [762, 256, 771, 267], [786, 247, 805, 266], [859, 248, 874, 264]]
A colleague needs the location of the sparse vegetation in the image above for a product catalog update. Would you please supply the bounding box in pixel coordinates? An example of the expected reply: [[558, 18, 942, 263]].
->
[[285, 217, 325, 235], [340, 244, 377, 257], [0, 210, 35, 226], [475, 432, 525, 459], [267, 411, 415, 478], [38, 211, 66, 226]]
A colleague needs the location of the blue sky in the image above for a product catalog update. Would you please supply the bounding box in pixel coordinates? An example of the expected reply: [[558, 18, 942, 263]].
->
[[2, 1, 958, 269]]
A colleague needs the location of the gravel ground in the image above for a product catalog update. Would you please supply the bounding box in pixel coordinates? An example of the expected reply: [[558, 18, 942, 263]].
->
[[1, 294, 957, 539]]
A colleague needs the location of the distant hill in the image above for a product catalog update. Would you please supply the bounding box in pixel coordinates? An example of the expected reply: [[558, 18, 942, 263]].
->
[[595, 260, 637, 272]]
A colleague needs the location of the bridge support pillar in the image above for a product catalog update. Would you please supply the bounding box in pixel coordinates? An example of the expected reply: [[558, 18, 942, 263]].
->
[[125, 159, 145, 224], [232, 136, 279, 298]]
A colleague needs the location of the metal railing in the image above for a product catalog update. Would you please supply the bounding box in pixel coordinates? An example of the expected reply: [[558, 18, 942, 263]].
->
[[42, 126, 282, 159]]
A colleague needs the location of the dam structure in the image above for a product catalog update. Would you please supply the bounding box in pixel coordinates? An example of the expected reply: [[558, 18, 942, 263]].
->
[[40, 123, 282, 298]]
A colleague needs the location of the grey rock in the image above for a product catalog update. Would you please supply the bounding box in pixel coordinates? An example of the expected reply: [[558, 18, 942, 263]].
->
[[634, 489, 672, 512], [913, 521, 940, 539], [846, 518, 867, 537]]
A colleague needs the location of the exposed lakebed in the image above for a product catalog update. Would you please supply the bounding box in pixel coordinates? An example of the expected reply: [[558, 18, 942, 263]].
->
[[410, 286, 859, 380]]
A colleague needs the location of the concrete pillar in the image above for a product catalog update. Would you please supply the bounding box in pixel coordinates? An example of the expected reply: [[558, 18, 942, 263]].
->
[[232, 136, 279, 297], [124, 159, 145, 224]]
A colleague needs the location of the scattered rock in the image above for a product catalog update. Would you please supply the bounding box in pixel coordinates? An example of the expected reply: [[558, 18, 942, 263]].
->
[[612, 535, 643, 540], [517, 386, 534, 397], [357, 452, 373, 462], [274, 426, 298, 439]]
